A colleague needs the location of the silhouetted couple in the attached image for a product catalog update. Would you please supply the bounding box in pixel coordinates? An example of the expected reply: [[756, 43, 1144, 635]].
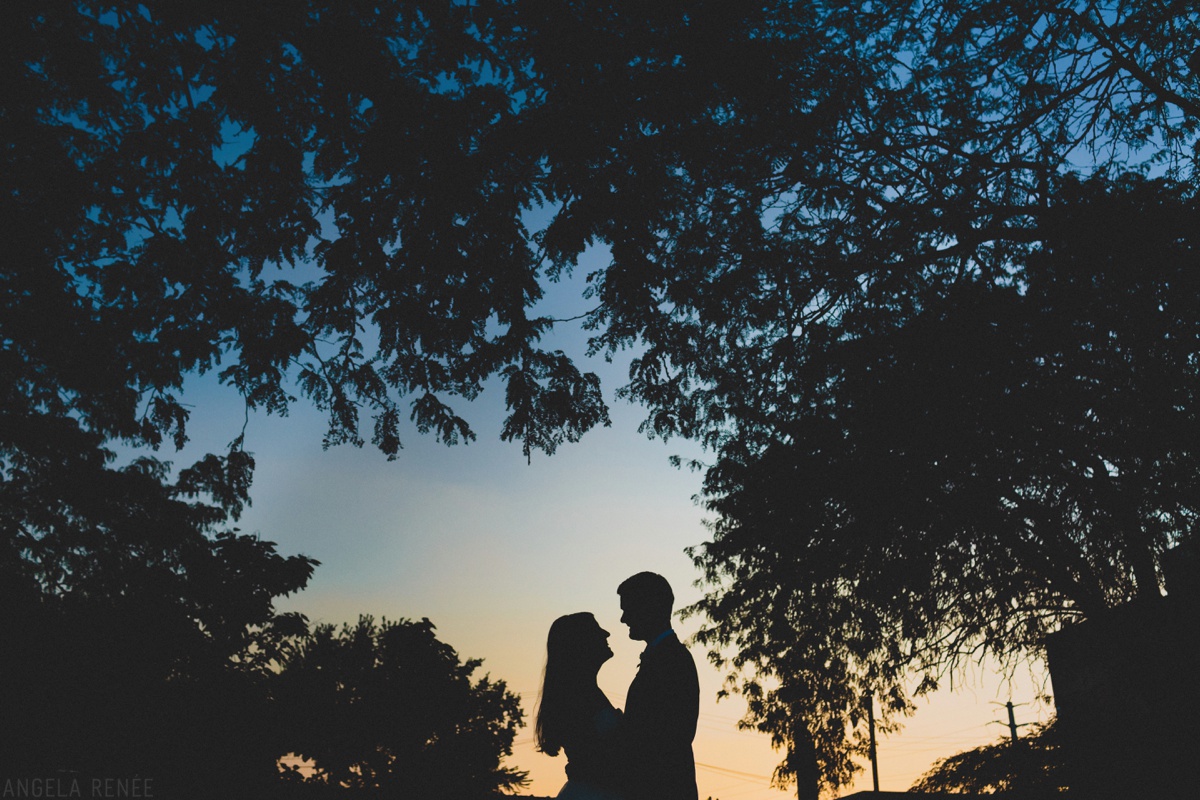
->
[[536, 572, 700, 800]]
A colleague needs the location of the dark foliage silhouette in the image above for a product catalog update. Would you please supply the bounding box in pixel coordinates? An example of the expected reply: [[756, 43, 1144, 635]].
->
[[3, 3, 529, 790], [275, 616, 527, 798], [6, 1, 1200, 792], [7, 1, 1195, 471], [0, 439, 314, 798], [688, 174, 1200, 789], [911, 719, 1066, 796]]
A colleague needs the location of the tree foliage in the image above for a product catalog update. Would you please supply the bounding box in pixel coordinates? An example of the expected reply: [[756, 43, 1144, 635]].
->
[[911, 719, 1067, 796], [14, 1, 1193, 466], [7, 1, 1200, 793], [0, 427, 316, 796], [687, 174, 1200, 789], [275, 615, 528, 799], [2, 0, 611, 465]]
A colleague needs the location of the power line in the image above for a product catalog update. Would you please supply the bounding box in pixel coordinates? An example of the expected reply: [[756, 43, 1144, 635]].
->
[[695, 761, 774, 783]]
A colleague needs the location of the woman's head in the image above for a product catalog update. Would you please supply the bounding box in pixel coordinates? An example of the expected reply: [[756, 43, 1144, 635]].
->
[[546, 611, 612, 670], [535, 612, 612, 755]]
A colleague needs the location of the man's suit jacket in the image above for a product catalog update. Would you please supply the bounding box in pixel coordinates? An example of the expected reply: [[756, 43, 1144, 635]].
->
[[621, 633, 700, 800]]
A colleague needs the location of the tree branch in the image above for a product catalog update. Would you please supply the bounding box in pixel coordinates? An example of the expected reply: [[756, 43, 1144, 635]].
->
[[1073, 9, 1200, 123]]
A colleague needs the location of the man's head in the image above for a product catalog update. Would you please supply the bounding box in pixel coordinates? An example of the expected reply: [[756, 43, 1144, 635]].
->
[[618, 571, 674, 642]]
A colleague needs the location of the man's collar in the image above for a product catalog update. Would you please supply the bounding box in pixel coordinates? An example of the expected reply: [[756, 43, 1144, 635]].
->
[[639, 629, 674, 663], [647, 628, 675, 649]]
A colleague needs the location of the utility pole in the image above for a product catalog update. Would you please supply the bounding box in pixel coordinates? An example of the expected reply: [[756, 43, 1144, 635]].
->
[[1006, 701, 1020, 747], [865, 693, 879, 792], [991, 700, 1029, 746], [997, 700, 1030, 794]]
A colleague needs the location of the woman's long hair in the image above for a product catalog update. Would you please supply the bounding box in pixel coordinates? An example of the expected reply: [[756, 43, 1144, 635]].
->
[[535, 612, 599, 756]]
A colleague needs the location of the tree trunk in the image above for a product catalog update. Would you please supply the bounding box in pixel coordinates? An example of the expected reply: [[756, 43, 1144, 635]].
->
[[793, 718, 820, 800]]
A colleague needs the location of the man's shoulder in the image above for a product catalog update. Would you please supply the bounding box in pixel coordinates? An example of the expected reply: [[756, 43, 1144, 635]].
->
[[645, 635, 698, 673], [661, 633, 694, 657]]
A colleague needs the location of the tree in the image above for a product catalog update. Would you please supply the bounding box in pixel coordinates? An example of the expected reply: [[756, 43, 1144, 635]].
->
[[275, 615, 528, 799], [7, 1, 1200, 793], [911, 719, 1067, 796], [492, 2, 1200, 791], [2, 2, 559, 783], [0, 428, 316, 797], [2, 0, 610, 468], [687, 173, 1200, 790], [10, 1, 1195, 469]]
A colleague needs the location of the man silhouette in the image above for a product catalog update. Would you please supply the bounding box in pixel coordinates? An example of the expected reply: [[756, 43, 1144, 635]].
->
[[617, 572, 699, 800]]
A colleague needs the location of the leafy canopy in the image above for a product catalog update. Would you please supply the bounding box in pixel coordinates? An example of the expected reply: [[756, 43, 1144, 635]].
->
[[911, 719, 1067, 796], [689, 175, 1200, 789], [6, 1, 1197, 456], [276, 616, 528, 798], [6, 1, 1200, 793]]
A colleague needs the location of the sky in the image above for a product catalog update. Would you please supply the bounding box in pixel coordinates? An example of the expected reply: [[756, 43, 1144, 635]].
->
[[164, 243, 1056, 798]]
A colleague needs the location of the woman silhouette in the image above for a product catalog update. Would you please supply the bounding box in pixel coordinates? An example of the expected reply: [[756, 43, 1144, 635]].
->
[[536, 612, 625, 800]]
